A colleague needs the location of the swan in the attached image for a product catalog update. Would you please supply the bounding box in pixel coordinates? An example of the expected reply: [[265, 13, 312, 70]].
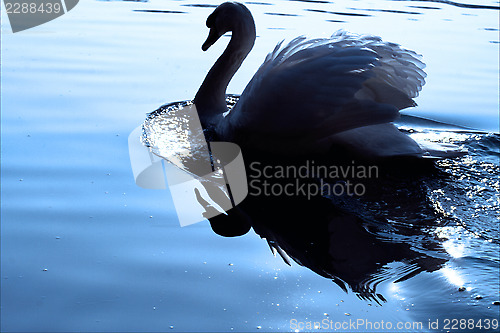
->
[[193, 2, 461, 159]]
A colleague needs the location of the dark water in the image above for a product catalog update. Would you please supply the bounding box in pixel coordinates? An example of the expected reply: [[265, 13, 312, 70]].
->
[[1, 0, 499, 331], [143, 98, 500, 327]]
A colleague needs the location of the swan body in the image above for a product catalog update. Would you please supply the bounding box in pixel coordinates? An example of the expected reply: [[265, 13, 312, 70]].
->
[[194, 2, 461, 158]]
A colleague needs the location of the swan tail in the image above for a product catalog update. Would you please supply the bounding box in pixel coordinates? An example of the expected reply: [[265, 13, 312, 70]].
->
[[325, 124, 424, 158]]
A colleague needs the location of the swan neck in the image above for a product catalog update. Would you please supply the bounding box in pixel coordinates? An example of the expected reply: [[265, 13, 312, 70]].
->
[[195, 27, 255, 126]]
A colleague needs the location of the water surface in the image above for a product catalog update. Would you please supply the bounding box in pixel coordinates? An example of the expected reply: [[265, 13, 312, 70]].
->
[[1, 0, 499, 331]]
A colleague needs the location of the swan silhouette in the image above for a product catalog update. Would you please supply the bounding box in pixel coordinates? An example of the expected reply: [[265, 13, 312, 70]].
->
[[194, 2, 462, 158]]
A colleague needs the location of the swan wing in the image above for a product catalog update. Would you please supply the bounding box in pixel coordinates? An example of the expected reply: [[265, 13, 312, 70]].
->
[[328, 123, 424, 158], [223, 30, 426, 151]]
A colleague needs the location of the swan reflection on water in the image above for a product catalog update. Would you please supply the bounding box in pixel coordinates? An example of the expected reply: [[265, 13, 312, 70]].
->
[[208, 161, 447, 304]]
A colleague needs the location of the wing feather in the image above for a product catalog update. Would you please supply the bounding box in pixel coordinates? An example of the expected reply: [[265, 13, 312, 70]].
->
[[222, 30, 426, 153]]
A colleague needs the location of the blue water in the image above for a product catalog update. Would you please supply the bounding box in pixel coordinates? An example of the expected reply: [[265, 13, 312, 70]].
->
[[1, 0, 499, 332]]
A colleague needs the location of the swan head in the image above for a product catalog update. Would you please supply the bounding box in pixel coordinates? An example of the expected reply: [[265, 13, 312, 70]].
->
[[195, 2, 256, 128], [202, 2, 256, 51]]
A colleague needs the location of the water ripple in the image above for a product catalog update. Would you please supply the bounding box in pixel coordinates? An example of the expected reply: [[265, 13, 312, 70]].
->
[[181, 4, 218, 8], [133, 9, 187, 13], [264, 12, 301, 16], [390, 0, 500, 10], [304, 8, 373, 16]]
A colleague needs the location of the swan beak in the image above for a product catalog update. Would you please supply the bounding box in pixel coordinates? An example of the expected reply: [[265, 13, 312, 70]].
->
[[202, 28, 222, 51]]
